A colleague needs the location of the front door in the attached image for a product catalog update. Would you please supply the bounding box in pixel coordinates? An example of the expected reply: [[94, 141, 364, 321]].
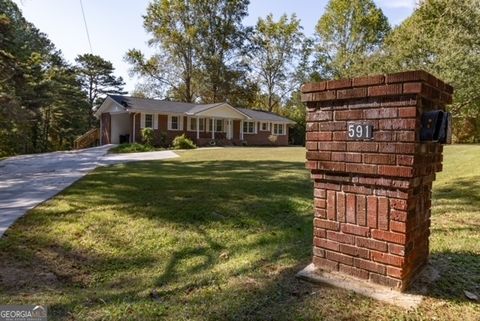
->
[[226, 119, 233, 140]]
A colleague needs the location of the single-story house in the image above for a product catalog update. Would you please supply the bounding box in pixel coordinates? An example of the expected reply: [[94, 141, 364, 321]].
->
[[94, 95, 296, 146]]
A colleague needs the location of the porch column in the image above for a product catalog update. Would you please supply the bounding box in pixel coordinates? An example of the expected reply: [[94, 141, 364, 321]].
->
[[212, 117, 215, 140], [196, 116, 200, 139], [240, 120, 244, 140]]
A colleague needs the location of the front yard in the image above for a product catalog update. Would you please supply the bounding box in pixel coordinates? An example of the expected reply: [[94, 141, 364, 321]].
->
[[0, 146, 478, 320]]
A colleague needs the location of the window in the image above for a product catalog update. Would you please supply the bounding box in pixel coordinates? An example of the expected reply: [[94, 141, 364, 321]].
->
[[273, 123, 285, 135], [243, 121, 256, 134], [189, 118, 205, 131], [261, 122, 269, 131], [145, 114, 153, 128], [208, 119, 224, 132], [171, 116, 179, 130]]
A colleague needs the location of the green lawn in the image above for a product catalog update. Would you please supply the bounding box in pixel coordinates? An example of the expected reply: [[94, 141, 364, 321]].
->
[[0, 146, 479, 321]]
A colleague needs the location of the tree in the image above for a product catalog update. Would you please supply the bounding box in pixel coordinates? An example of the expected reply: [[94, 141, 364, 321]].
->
[[375, 0, 480, 142], [126, 0, 254, 105], [248, 14, 309, 112], [75, 53, 126, 126], [314, 0, 390, 79]]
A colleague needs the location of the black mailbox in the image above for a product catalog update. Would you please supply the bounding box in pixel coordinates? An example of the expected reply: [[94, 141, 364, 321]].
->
[[420, 110, 452, 144]]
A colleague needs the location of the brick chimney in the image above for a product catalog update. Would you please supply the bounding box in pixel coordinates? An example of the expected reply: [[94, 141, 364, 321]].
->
[[300, 70, 453, 291]]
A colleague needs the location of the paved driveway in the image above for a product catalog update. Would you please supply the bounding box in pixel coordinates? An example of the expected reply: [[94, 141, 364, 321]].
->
[[0, 146, 179, 237]]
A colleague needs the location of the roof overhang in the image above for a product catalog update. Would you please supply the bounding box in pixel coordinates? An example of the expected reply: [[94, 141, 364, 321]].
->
[[93, 96, 127, 118], [187, 103, 251, 120]]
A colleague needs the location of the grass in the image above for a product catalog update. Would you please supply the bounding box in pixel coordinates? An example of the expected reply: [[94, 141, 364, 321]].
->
[[0, 146, 479, 320], [108, 143, 163, 154]]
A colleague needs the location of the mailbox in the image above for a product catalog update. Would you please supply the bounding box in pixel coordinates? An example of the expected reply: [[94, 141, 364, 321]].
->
[[420, 110, 452, 144]]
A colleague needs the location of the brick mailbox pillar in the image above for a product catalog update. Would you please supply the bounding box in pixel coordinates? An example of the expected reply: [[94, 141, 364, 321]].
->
[[300, 70, 453, 291]]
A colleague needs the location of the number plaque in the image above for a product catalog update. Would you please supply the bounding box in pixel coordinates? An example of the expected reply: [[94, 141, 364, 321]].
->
[[347, 123, 373, 140]]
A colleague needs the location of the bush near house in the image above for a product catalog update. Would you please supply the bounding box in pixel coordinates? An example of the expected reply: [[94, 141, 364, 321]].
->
[[172, 134, 197, 149], [141, 128, 155, 147]]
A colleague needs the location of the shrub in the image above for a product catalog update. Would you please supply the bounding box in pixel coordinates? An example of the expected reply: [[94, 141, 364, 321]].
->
[[141, 128, 155, 147], [109, 143, 156, 154], [172, 134, 196, 149]]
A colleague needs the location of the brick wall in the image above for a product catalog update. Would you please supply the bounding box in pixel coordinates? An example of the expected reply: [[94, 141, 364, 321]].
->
[[301, 70, 453, 290]]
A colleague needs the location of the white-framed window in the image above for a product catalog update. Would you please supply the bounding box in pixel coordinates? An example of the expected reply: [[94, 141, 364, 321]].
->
[[145, 114, 153, 128], [208, 119, 224, 132], [243, 121, 256, 134], [260, 122, 269, 131], [189, 118, 205, 131], [273, 123, 285, 135], [168, 115, 183, 130]]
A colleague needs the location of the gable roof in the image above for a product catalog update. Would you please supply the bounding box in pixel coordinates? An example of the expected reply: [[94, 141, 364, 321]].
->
[[98, 95, 295, 124]]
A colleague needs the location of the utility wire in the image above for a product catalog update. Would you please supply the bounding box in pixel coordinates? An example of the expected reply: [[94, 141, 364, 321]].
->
[[79, 0, 93, 53]]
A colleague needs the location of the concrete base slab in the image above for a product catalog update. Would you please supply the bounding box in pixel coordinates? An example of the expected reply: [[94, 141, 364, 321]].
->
[[296, 263, 424, 309]]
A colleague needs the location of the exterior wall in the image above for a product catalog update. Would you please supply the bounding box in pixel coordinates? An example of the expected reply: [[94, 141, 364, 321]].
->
[[101, 113, 111, 144], [301, 70, 453, 291], [243, 123, 289, 146]]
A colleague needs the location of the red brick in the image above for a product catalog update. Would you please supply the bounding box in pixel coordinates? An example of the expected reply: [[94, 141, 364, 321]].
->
[[319, 121, 346, 131], [368, 84, 403, 97], [398, 107, 417, 118], [314, 198, 326, 208], [354, 258, 386, 274], [390, 220, 407, 233], [337, 192, 346, 223], [346, 142, 378, 152], [305, 161, 317, 169], [335, 109, 363, 120], [378, 119, 416, 130], [378, 165, 414, 178], [313, 90, 337, 101], [315, 182, 341, 191], [339, 264, 369, 279], [314, 188, 326, 198], [306, 122, 318, 132], [385, 70, 429, 84], [397, 155, 414, 166], [371, 230, 406, 244], [342, 224, 370, 237], [314, 237, 340, 251], [378, 143, 396, 153], [331, 152, 345, 162], [314, 218, 340, 231], [307, 110, 333, 121], [318, 161, 345, 172], [387, 266, 403, 279], [318, 142, 346, 151], [336, 87, 367, 100], [313, 256, 338, 272], [343, 185, 372, 195], [327, 230, 355, 244], [378, 197, 389, 230], [327, 191, 336, 220], [326, 250, 354, 266], [371, 251, 404, 267], [363, 153, 396, 165], [396, 131, 415, 142], [302, 82, 327, 93], [313, 247, 325, 257], [356, 195, 366, 226], [366, 196, 378, 229], [306, 151, 331, 161], [327, 79, 352, 90], [369, 273, 401, 288], [395, 143, 416, 154], [345, 153, 362, 163], [306, 142, 317, 151], [314, 228, 326, 238], [345, 163, 378, 175], [374, 131, 394, 141], [388, 243, 406, 256], [306, 132, 332, 141], [390, 210, 407, 222], [352, 74, 385, 87], [390, 199, 407, 211], [339, 243, 369, 259], [332, 131, 347, 141], [356, 236, 388, 252], [314, 208, 327, 218], [403, 82, 423, 94], [346, 194, 356, 224], [364, 108, 397, 119]]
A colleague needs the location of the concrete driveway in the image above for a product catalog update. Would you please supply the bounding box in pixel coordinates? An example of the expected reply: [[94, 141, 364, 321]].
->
[[0, 146, 179, 237]]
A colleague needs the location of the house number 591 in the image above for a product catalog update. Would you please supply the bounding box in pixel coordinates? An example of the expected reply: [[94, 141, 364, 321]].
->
[[347, 123, 373, 140]]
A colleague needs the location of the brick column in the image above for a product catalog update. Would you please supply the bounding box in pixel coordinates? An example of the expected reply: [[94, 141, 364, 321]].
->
[[301, 70, 453, 291]]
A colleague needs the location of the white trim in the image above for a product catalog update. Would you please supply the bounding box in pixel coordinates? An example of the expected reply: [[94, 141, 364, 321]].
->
[[168, 115, 183, 131], [189, 103, 251, 120], [153, 113, 158, 130], [143, 113, 154, 129], [243, 120, 257, 134], [272, 123, 286, 135], [140, 113, 145, 129], [240, 120, 244, 140], [260, 122, 270, 131]]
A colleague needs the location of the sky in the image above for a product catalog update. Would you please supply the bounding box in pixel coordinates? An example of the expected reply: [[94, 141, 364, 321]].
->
[[12, 0, 417, 93]]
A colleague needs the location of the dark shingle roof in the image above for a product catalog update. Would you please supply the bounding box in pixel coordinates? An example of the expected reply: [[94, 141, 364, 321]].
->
[[107, 95, 295, 123]]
